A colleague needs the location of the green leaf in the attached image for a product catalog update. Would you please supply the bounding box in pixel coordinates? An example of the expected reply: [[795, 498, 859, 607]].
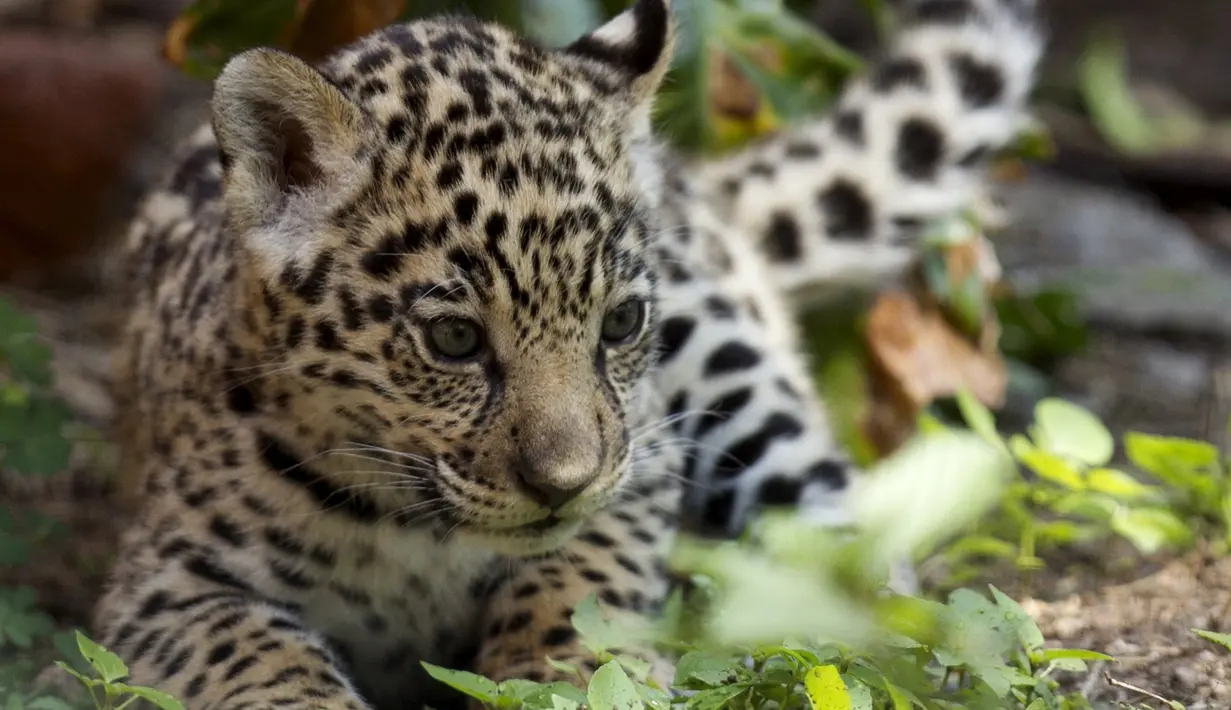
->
[[26, 698, 77, 710], [420, 663, 499, 704], [172, 0, 300, 79], [1086, 468, 1157, 500], [1124, 433, 1222, 497], [1039, 648, 1115, 662], [955, 388, 1004, 451], [995, 288, 1088, 365], [684, 685, 748, 710], [851, 431, 1014, 567], [586, 661, 643, 710], [1079, 28, 1158, 155], [74, 630, 129, 683], [846, 680, 873, 710], [113, 684, 186, 710], [989, 585, 1045, 652], [805, 666, 851, 710], [1110, 508, 1194, 554], [2, 338, 54, 387], [1033, 398, 1115, 466], [673, 651, 740, 689], [943, 534, 1018, 562], [0, 298, 39, 340], [1012, 439, 1086, 491], [570, 594, 632, 655], [1193, 628, 1231, 653], [545, 658, 583, 681]]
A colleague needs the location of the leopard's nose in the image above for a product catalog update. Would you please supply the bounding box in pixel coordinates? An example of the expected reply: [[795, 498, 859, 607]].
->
[[517, 453, 598, 510], [520, 476, 588, 509]]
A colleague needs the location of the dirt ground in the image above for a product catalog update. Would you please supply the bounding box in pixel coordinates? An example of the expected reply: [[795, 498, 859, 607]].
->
[[934, 541, 1231, 709]]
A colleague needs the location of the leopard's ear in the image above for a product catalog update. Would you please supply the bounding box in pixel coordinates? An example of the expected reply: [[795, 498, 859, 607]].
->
[[561, 0, 675, 106], [211, 48, 367, 253]]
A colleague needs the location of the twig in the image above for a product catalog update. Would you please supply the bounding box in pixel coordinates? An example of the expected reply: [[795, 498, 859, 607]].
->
[[1104, 671, 1182, 708]]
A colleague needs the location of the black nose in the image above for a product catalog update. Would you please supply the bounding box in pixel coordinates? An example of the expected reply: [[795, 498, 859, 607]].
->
[[519, 476, 587, 510]]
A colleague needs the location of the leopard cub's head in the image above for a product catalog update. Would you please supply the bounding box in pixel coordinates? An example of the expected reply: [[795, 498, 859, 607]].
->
[[211, 0, 675, 554]]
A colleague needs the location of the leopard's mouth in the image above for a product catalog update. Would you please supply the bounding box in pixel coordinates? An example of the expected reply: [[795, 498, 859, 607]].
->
[[450, 513, 584, 556], [524, 514, 563, 532]]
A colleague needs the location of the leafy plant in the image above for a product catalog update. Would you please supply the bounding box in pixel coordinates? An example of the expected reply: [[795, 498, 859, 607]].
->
[[53, 631, 182, 710], [0, 296, 91, 710], [0, 298, 74, 480], [936, 391, 1227, 584], [422, 431, 1109, 709]]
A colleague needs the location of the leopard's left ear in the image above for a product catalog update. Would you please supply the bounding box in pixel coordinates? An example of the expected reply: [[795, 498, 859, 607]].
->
[[562, 0, 675, 106]]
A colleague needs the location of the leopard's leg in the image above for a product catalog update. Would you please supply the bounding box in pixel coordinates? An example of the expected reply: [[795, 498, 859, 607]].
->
[[472, 468, 681, 690], [93, 531, 372, 710]]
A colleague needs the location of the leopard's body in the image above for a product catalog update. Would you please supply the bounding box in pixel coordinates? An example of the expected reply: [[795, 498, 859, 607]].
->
[[84, 1, 1042, 709]]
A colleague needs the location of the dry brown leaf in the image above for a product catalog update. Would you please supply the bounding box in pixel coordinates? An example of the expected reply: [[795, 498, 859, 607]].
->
[[164, 0, 405, 71], [707, 42, 783, 122], [861, 235, 1009, 457], [288, 0, 406, 62], [863, 291, 1008, 456]]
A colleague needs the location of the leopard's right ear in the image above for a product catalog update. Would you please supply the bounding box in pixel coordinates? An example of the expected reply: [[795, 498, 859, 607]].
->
[[561, 0, 675, 108], [211, 48, 368, 260]]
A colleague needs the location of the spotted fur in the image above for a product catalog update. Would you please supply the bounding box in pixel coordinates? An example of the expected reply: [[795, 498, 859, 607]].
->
[[91, 1, 1042, 709]]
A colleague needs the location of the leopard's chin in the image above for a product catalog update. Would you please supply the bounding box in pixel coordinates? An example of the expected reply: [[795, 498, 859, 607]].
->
[[455, 516, 584, 556]]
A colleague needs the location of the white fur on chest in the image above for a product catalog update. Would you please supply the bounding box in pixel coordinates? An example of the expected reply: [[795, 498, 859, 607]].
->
[[275, 522, 502, 709]]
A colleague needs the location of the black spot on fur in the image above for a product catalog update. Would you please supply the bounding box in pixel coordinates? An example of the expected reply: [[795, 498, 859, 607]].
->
[[541, 626, 576, 647], [817, 179, 873, 240], [895, 117, 946, 180], [692, 387, 753, 440], [915, 0, 975, 24], [949, 52, 1005, 108], [208, 516, 247, 547], [765, 212, 803, 262], [759, 475, 803, 506], [808, 459, 849, 488], [873, 57, 928, 92], [226, 382, 258, 415], [784, 140, 821, 159], [713, 413, 804, 480], [362, 235, 405, 280], [656, 316, 695, 364], [564, 0, 669, 77], [834, 110, 865, 145], [704, 342, 761, 376]]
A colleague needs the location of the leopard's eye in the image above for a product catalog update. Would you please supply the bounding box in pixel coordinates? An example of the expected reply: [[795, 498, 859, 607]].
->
[[600, 299, 646, 345], [425, 318, 483, 360]]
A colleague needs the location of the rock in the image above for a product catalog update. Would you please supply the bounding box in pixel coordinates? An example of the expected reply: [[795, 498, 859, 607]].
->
[[995, 168, 1231, 338], [0, 30, 163, 278], [991, 169, 1231, 441], [0, 26, 210, 283]]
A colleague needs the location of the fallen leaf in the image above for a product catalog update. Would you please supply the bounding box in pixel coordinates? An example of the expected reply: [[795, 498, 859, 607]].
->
[[289, 0, 407, 62], [163, 0, 406, 76], [861, 263, 1004, 457]]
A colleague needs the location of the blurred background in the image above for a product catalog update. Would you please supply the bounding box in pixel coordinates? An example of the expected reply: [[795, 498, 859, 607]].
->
[[3, 0, 1230, 452], [2, 2, 1231, 705]]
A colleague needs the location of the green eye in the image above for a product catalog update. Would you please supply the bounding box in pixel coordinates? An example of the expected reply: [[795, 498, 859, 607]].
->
[[601, 300, 646, 345], [425, 318, 483, 360]]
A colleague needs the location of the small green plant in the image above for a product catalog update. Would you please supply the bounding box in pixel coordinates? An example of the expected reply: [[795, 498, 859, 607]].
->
[[937, 391, 1228, 584], [52, 631, 182, 710], [1, 295, 86, 710], [422, 431, 1109, 709]]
